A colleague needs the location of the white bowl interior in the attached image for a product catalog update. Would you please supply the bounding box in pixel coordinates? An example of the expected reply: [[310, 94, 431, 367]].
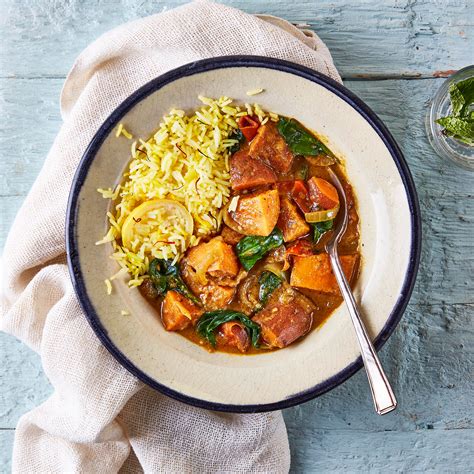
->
[[74, 66, 412, 407]]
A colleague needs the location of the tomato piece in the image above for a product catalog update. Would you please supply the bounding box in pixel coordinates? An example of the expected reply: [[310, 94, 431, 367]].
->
[[286, 239, 314, 257], [276, 180, 312, 213], [291, 180, 308, 196], [291, 181, 312, 213], [238, 116, 260, 142]]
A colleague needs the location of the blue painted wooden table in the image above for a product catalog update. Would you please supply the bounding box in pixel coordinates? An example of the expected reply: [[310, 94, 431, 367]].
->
[[1, 1, 473, 472]]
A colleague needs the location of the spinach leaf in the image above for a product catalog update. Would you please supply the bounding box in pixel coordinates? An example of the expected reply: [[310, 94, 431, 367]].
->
[[229, 129, 245, 154], [436, 77, 474, 146], [149, 259, 168, 294], [236, 228, 284, 271], [277, 117, 335, 158], [437, 116, 474, 145], [311, 219, 334, 243], [149, 258, 200, 305], [257, 271, 283, 309], [454, 77, 474, 117], [449, 82, 466, 117], [196, 310, 261, 348]]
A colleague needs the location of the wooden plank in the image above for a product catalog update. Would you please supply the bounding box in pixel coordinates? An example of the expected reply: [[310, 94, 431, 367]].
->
[[2, 77, 472, 197], [1, 78, 472, 305], [0, 333, 51, 428], [4, 191, 469, 306], [0, 0, 471, 78], [286, 427, 474, 472], [2, 302, 471, 431], [5, 301, 471, 471], [0, 430, 14, 473], [1, 423, 473, 474], [284, 303, 474, 432], [0, 78, 62, 198]]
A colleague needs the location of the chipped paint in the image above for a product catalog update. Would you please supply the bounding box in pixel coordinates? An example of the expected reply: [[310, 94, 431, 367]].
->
[[433, 69, 458, 78]]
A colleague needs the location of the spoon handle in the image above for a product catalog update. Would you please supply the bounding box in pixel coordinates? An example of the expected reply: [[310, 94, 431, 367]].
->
[[327, 246, 398, 415]]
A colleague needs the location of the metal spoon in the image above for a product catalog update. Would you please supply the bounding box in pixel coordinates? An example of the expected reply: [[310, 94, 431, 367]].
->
[[325, 168, 397, 415]]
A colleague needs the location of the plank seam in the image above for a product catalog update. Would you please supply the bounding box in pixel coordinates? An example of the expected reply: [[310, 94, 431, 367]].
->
[[2, 426, 474, 431], [0, 74, 450, 81]]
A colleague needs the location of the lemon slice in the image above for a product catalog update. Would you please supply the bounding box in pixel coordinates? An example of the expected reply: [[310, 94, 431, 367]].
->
[[121, 199, 194, 249]]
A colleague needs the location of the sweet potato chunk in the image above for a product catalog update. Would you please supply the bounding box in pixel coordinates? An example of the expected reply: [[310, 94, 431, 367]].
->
[[290, 253, 357, 294], [181, 237, 244, 311], [186, 236, 239, 283], [230, 151, 277, 191], [180, 274, 237, 310], [253, 285, 314, 348], [277, 197, 310, 242], [161, 290, 202, 331], [307, 177, 339, 210], [249, 122, 294, 174], [217, 322, 250, 353], [230, 189, 280, 236]]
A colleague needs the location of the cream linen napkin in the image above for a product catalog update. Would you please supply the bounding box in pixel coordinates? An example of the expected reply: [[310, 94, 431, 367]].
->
[[1, 1, 341, 472]]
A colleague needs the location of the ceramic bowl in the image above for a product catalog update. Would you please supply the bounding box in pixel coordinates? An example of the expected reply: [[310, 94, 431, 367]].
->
[[67, 56, 421, 412]]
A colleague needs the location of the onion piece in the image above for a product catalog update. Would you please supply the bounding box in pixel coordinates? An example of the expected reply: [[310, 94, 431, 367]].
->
[[237, 273, 261, 314], [223, 202, 246, 234], [305, 155, 337, 166], [228, 195, 240, 213], [265, 246, 291, 273], [304, 205, 339, 223], [263, 261, 289, 279]]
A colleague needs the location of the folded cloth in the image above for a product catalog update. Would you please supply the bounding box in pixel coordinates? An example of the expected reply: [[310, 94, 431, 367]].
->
[[0, 1, 340, 472]]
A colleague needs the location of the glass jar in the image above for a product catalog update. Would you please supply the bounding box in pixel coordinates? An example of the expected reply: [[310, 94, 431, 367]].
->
[[425, 65, 474, 171]]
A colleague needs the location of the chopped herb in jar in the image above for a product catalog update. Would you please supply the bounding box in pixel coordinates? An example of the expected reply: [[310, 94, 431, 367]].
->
[[436, 76, 474, 146]]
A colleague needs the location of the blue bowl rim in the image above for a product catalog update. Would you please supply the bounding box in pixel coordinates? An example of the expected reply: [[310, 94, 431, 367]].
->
[[66, 55, 422, 413]]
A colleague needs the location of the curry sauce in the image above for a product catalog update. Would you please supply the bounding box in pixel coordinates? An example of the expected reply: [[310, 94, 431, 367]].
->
[[140, 117, 360, 355]]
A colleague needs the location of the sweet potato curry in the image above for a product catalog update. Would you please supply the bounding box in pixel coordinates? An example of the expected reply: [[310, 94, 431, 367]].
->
[[138, 113, 360, 354]]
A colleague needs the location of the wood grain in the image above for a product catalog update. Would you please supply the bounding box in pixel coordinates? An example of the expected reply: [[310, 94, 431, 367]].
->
[[0, 335, 51, 428], [1, 0, 472, 472], [0, 0, 471, 78], [287, 428, 474, 472], [0, 430, 15, 473], [284, 304, 474, 431]]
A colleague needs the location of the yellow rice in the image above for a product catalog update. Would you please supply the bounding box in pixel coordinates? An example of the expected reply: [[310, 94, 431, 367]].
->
[[97, 96, 277, 288]]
